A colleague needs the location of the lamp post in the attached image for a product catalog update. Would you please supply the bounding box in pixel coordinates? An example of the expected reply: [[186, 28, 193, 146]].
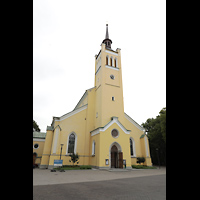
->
[[60, 144, 64, 160], [156, 148, 160, 169], [59, 144, 65, 172]]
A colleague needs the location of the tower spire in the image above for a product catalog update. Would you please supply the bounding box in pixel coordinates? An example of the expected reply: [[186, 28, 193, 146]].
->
[[102, 24, 112, 49], [105, 23, 109, 39]]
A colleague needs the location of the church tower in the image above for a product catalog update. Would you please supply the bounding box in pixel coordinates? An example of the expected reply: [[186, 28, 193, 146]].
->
[[40, 23, 152, 170], [94, 24, 124, 128]]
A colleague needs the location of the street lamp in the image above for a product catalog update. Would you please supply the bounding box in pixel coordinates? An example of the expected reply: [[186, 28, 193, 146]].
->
[[60, 144, 64, 160], [59, 144, 65, 172], [156, 148, 160, 169]]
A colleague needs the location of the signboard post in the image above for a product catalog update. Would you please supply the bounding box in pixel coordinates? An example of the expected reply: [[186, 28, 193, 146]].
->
[[54, 160, 65, 172], [54, 160, 63, 167]]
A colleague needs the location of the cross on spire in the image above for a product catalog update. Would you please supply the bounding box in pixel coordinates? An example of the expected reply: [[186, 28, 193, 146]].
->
[[105, 24, 109, 39], [102, 24, 112, 49]]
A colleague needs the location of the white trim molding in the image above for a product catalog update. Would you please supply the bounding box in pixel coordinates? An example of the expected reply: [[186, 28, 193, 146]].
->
[[124, 113, 145, 131], [55, 104, 88, 122], [92, 140, 95, 156], [105, 65, 119, 71], [53, 127, 59, 154], [105, 50, 118, 56], [33, 138, 45, 142], [90, 116, 131, 136], [144, 136, 149, 157]]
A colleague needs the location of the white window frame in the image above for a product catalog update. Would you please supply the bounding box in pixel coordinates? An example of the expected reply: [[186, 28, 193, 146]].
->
[[33, 143, 39, 149], [92, 140, 95, 156]]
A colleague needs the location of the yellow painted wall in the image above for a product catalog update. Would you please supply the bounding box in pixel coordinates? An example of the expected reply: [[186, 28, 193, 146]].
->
[[123, 116, 143, 157], [95, 123, 132, 168], [40, 41, 152, 169], [40, 130, 53, 167], [33, 140, 45, 164], [89, 134, 100, 167], [95, 44, 124, 128]]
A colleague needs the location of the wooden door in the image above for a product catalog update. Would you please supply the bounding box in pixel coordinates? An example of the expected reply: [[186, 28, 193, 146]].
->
[[118, 152, 123, 168], [111, 152, 115, 168], [111, 145, 118, 168]]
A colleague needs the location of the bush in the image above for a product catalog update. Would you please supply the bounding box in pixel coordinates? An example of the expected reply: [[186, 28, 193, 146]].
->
[[132, 165, 156, 169], [80, 165, 92, 169], [69, 153, 79, 165], [136, 157, 145, 165]]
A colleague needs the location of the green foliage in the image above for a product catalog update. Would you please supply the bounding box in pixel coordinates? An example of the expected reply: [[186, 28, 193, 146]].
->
[[33, 120, 40, 132], [132, 165, 156, 169], [54, 165, 92, 170], [80, 165, 92, 169], [69, 153, 79, 165], [141, 107, 166, 166], [136, 157, 145, 164]]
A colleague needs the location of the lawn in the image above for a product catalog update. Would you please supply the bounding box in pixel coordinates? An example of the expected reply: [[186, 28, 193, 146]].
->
[[54, 165, 92, 170], [132, 165, 157, 169]]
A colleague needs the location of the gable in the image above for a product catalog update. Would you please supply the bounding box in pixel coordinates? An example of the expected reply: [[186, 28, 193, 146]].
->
[[74, 90, 88, 110], [50, 104, 88, 128], [90, 116, 131, 136], [73, 87, 95, 110]]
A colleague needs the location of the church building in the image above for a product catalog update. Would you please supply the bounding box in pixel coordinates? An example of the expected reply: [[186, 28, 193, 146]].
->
[[40, 24, 152, 169]]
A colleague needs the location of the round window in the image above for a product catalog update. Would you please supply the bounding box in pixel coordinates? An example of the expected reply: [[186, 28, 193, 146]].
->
[[111, 129, 119, 138], [110, 75, 115, 80], [33, 143, 39, 149]]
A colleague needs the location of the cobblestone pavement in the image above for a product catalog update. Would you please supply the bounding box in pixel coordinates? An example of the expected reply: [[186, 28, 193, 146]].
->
[[33, 174, 166, 200]]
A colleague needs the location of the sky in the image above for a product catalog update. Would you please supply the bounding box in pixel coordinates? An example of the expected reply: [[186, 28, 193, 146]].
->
[[33, 0, 166, 132]]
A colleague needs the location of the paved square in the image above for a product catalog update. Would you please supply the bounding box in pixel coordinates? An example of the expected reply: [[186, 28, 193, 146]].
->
[[33, 168, 166, 200]]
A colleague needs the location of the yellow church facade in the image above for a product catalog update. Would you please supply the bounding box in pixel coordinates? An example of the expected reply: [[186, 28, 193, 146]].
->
[[40, 24, 152, 169]]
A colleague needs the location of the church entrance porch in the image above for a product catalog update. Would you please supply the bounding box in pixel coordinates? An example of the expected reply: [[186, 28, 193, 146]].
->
[[110, 144, 123, 168]]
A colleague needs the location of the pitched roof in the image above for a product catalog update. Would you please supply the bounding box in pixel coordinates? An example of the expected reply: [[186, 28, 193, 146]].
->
[[124, 113, 145, 131], [33, 131, 46, 139], [73, 87, 95, 110]]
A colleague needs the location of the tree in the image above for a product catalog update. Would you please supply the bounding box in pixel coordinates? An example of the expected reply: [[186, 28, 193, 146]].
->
[[33, 120, 40, 132], [141, 107, 166, 166], [69, 153, 79, 166]]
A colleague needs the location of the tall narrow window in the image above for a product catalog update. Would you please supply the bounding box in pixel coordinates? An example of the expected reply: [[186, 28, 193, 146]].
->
[[68, 133, 75, 154], [130, 138, 133, 156], [130, 137, 136, 157], [114, 58, 117, 67], [110, 57, 113, 66], [92, 140, 95, 155], [106, 56, 108, 65]]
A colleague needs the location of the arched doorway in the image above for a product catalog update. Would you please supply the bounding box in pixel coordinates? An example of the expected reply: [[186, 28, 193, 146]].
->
[[110, 143, 123, 168]]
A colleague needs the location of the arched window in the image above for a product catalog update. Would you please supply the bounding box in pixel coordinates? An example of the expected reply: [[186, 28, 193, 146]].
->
[[114, 58, 117, 67], [106, 55, 109, 65], [130, 138, 133, 156], [110, 57, 113, 66], [67, 133, 76, 154], [130, 137, 136, 157]]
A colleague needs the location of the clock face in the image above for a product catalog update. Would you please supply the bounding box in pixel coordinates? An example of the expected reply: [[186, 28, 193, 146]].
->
[[110, 75, 115, 80]]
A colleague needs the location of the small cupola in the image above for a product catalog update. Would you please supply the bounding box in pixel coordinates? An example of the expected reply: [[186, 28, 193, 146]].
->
[[102, 24, 112, 49]]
